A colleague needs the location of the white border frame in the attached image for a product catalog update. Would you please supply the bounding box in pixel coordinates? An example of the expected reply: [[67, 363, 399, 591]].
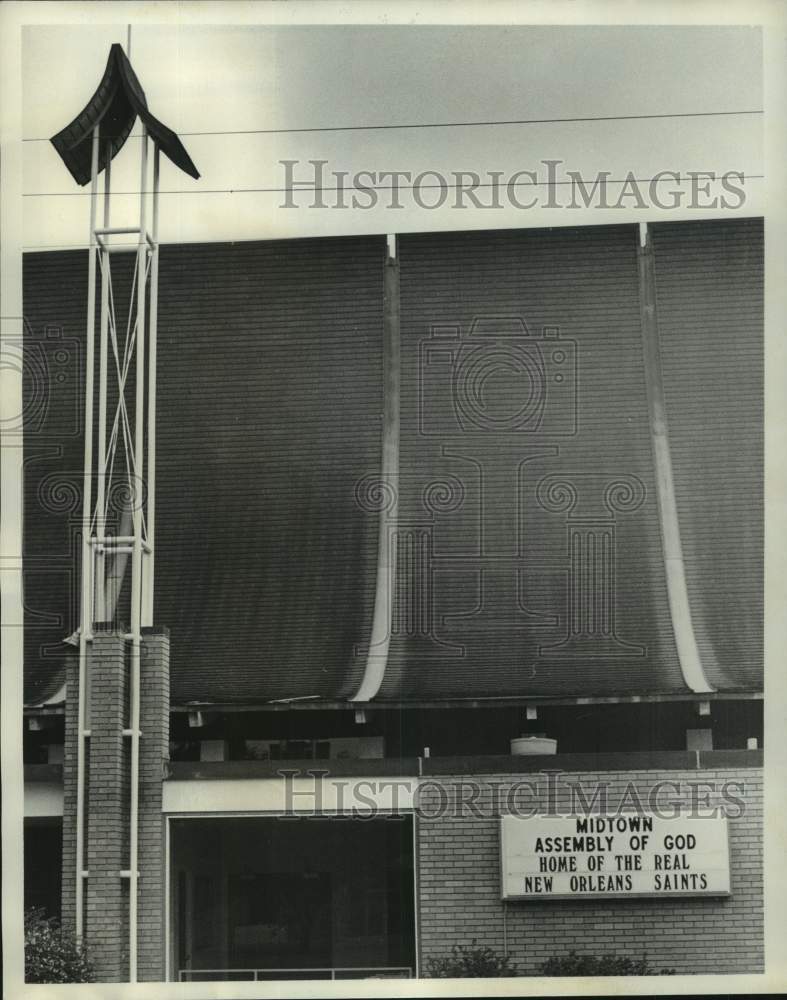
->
[[3, 4, 785, 998]]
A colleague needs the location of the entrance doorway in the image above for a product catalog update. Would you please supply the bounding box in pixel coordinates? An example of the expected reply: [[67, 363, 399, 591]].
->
[[170, 815, 415, 981]]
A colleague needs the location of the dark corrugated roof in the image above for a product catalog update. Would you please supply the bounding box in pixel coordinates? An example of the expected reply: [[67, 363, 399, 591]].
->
[[21, 222, 763, 706], [23, 237, 383, 705], [50, 43, 199, 185], [653, 219, 763, 691], [383, 225, 684, 698]]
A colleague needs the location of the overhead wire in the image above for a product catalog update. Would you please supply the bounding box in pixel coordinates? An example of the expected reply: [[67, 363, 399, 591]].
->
[[21, 107, 762, 142]]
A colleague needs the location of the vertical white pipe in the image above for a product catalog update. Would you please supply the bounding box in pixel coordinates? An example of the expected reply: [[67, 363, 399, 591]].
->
[[411, 814, 419, 977], [75, 125, 100, 941], [128, 125, 148, 983], [142, 146, 159, 627], [350, 236, 399, 702], [638, 223, 714, 694], [95, 142, 111, 623], [163, 816, 171, 982]]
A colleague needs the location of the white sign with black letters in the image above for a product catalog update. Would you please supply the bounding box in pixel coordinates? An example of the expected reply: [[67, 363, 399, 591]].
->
[[500, 813, 731, 900]]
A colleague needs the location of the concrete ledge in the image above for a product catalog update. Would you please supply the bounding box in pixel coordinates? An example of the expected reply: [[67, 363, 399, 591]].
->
[[168, 691, 764, 712], [166, 750, 763, 782], [698, 749, 763, 769], [422, 750, 763, 774], [167, 757, 421, 780], [163, 773, 416, 813]]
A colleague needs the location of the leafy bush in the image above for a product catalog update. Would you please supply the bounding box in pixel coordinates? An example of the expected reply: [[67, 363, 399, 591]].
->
[[538, 950, 675, 976], [24, 907, 94, 984], [426, 939, 518, 977]]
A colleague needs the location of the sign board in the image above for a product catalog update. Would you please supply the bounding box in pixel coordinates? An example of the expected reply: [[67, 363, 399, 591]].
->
[[500, 813, 731, 900]]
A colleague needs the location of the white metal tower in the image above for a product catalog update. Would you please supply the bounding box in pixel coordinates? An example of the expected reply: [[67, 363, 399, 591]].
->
[[50, 40, 199, 981]]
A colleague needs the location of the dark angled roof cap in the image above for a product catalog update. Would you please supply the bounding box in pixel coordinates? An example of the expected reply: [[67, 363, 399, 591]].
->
[[50, 43, 199, 185]]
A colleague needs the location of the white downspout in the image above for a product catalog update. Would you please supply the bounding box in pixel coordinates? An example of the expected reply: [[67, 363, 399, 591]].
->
[[638, 222, 714, 694], [350, 235, 400, 702]]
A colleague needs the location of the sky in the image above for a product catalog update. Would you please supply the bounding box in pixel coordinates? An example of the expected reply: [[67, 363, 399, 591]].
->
[[21, 23, 763, 247]]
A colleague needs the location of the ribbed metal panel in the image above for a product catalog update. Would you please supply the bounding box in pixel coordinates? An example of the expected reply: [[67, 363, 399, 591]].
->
[[155, 238, 384, 702], [22, 250, 90, 703], [384, 225, 685, 698], [22, 222, 762, 706], [23, 237, 385, 704], [651, 218, 763, 691]]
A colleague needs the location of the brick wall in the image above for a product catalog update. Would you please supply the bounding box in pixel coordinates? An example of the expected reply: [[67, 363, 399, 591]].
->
[[415, 764, 763, 975]]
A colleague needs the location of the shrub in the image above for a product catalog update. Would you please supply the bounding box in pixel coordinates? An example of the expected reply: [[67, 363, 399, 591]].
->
[[24, 907, 94, 984], [538, 950, 675, 976], [426, 939, 518, 977]]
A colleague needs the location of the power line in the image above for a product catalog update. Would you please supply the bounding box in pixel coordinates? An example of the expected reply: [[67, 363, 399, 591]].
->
[[22, 173, 764, 200], [21, 108, 763, 143]]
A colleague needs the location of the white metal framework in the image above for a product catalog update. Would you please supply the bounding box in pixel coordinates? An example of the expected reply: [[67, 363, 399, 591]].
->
[[75, 122, 160, 982]]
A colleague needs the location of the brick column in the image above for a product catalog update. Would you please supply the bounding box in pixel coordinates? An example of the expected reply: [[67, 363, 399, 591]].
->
[[60, 650, 79, 935], [137, 627, 170, 981], [62, 631, 130, 976], [84, 628, 129, 981], [61, 626, 171, 982]]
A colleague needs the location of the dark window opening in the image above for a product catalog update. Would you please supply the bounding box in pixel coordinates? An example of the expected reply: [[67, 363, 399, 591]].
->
[[24, 819, 62, 920], [170, 815, 415, 981]]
